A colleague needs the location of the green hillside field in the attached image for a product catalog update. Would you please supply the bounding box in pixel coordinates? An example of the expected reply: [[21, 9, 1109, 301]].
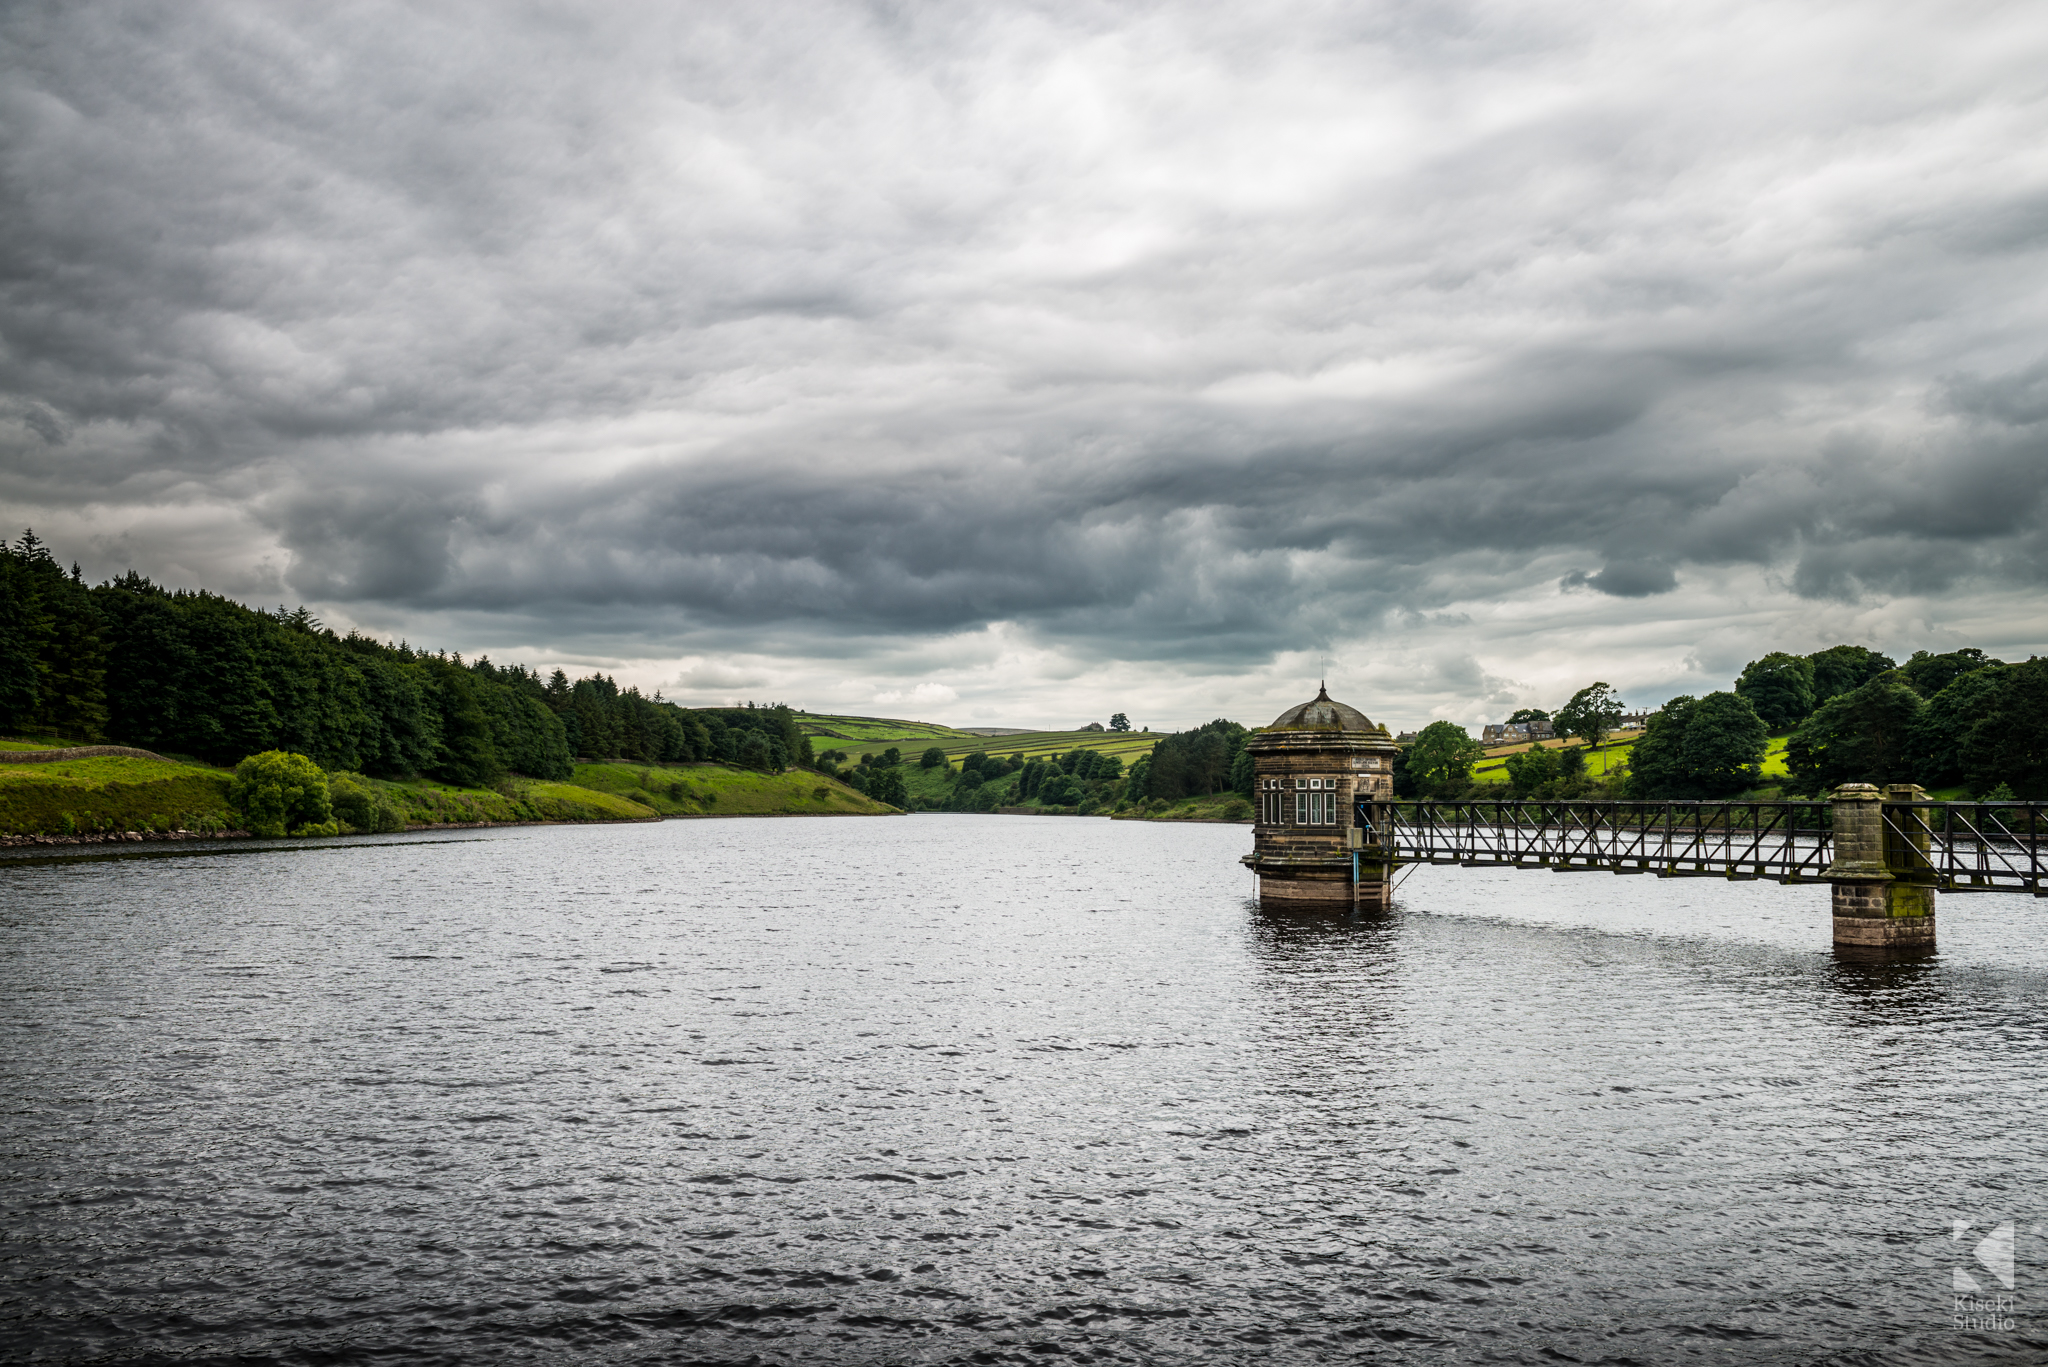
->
[[1113, 793, 1254, 822], [567, 760, 897, 816], [888, 757, 1065, 813], [1470, 735, 1636, 785], [1468, 732, 1793, 788], [798, 711, 1170, 769], [817, 727, 1160, 771], [796, 713, 984, 744]]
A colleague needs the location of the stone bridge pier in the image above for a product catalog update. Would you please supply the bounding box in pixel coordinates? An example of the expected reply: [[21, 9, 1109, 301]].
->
[[1824, 783, 1936, 957]]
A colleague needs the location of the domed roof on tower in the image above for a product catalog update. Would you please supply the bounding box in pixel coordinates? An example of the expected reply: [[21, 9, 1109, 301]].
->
[[1264, 683, 1381, 732]]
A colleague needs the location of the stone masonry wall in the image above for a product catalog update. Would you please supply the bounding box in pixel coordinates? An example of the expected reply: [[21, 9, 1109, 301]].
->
[[1247, 731, 1399, 908]]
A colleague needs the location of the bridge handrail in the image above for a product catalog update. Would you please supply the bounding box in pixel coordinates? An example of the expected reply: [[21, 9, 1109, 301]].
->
[[1351, 796, 2044, 894], [1879, 799, 2044, 890]]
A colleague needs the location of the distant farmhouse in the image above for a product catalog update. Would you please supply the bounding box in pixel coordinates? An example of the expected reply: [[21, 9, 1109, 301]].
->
[[1477, 711, 1654, 746], [1392, 711, 1657, 746], [1480, 717, 1555, 745]]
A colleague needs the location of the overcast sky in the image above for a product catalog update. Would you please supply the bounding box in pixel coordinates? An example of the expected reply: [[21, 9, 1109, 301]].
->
[[4, 0, 2046, 732]]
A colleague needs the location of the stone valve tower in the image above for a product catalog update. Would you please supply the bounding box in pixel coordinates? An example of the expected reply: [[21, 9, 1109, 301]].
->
[[1239, 684, 1401, 909]]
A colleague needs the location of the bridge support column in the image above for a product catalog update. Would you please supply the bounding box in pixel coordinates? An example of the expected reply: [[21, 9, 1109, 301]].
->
[[1824, 783, 1934, 957]]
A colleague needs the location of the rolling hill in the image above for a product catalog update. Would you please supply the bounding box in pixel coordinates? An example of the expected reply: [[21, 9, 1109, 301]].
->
[[798, 712, 1160, 769]]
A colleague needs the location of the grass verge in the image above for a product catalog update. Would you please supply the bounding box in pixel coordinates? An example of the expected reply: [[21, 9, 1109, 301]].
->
[[0, 735, 79, 753]]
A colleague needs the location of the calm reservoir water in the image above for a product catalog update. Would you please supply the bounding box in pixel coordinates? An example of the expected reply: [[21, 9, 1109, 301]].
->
[[2, 815, 2044, 1365]]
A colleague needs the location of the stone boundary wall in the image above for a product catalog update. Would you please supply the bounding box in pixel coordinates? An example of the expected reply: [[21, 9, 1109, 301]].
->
[[1, 828, 250, 847], [0, 745, 173, 764]]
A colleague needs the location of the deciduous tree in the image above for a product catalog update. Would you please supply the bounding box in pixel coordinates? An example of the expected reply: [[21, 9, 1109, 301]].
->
[[1957, 657, 2048, 799], [1406, 721, 1485, 796], [1555, 683, 1625, 750], [1629, 693, 1767, 798], [1734, 652, 1816, 730], [1807, 645, 1896, 706], [1785, 676, 1924, 793], [1504, 743, 1558, 797], [1900, 648, 2001, 698], [1910, 665, 2005, 788]]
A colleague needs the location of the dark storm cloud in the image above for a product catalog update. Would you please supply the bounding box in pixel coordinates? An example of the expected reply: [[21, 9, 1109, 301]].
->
[[4, 0, 2048, 716], [1561, 562, 1677, 599]]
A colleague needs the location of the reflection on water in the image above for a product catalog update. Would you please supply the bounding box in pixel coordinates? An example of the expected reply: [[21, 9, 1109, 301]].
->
[[2, 816, 2042, 1364]]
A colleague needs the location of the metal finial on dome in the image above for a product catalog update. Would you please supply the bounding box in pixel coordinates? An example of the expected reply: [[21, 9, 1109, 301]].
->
[[1317, 681, 1329, 701]]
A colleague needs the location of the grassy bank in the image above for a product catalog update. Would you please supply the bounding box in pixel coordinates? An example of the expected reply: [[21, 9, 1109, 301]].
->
[[0, 755, 658, 837], [568, 761, 898, 815], [370, 775, 657, 826], [0, 749, 897, 838], [0, 736, 76, 752], [0, 754, 238, 835]]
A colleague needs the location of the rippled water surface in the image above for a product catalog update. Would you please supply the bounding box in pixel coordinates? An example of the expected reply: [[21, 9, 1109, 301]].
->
[[3, 815, 2044, 1365]]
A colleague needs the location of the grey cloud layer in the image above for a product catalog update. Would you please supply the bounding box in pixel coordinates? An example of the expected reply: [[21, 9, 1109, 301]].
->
[[4, 0, 2047, 695]]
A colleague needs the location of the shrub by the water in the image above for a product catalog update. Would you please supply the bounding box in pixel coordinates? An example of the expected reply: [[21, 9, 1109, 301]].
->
[[326, 771, 405, 833], [230, 750, 337, 838]]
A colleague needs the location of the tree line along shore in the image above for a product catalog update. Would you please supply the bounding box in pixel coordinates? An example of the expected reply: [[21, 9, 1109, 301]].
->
[[0, 529, 1267, 836], [1400, 645, 2045, 803], [814, 639, 2045, 822], [0, 531, 896, 839], [3, 528, 2038, 840]]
